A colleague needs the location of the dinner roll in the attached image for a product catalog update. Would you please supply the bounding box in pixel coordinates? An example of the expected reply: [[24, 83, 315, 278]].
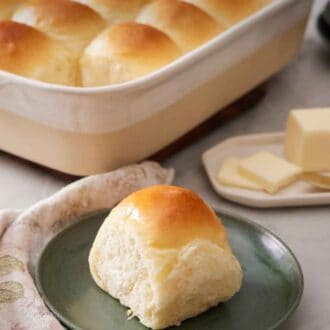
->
[[0, 0, 24, 21], [73, 0, 151, 23], [137, 0, 223, 52], [89, 185, 242, 329], [183, 0, 270, 26], [0, 21, 77, 85], [81, 22, 181, 86], [12, 0, 106, 55]]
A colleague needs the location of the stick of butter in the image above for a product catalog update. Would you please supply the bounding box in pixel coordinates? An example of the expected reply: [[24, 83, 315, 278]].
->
[[217, 157, 263, 190], [238, 151, 302, 194], [285, 109, 330, 172]]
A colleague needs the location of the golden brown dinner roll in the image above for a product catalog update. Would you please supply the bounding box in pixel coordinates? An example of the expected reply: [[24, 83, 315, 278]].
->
[[0, 21, 77, 85], [12, 0, 106, 55], [89, 185, 242, 329], [137, 0, 223, 52], [81, 22, 181, 86], [73, 0, 151, 23], [184, 0, 270, 26], [0, 0, 24, 21]]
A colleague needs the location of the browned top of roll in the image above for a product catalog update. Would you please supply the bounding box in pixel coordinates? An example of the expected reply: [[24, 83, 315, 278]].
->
[[113, 185, 230, 250], [106, 22, 177, 56], [81, 22, 181, 85], [0, 21, 53, 73], [137, 0, 224, 52], [0, 21, 77, 85], [12, 0, 106, 53]]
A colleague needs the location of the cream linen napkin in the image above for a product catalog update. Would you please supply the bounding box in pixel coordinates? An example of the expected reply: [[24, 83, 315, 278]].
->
[[0, 161, 174, 330]]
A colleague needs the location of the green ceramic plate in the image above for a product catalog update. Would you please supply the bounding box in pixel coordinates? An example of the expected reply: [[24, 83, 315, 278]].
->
[[36, 209, 303, 330]]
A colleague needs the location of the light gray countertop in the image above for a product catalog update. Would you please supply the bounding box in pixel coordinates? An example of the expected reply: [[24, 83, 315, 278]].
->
[[0, 1, 329, 329]]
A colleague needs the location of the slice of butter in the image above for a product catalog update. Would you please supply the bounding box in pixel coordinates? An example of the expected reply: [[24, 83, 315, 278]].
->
[[238, 151, 302, 194], [301, 172, 330, 190], [217, 157, 262, 190], [285, 109, 330, 172]]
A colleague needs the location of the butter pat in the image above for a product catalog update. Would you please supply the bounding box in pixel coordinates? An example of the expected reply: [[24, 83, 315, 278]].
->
[[285, 109, 330, 172], [239, 151, 302, 194], [217, 158, 262, 190]]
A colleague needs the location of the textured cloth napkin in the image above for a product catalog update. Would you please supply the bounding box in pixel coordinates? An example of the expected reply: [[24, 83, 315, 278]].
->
[[0, 162, 174, 330]]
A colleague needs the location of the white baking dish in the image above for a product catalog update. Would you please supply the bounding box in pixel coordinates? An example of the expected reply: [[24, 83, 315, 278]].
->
[[0, 0, 313, 175]]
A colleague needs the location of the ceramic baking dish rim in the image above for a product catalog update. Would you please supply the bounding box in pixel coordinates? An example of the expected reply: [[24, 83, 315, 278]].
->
[[0, 0, 297, 95]]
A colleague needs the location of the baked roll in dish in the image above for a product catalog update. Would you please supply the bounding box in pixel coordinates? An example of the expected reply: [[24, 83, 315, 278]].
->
[[12, 0, 106, 55], [81, 22, 181, 86], [74, 0, 151, 24], [137, 0, 224, 52], [89, 185, 242, 329], [0, 21, 77, 85], [0, 0, 24, 21]]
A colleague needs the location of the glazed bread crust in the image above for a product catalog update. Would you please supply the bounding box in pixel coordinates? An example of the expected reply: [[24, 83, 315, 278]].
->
[[12, 0, 106, 54], [81, 22, 181, 86], [118, 185, 231, 249], [0, 21, 77, 85], [0, 0, 271, 86], [89, 185, 242, 329], [137, 0, 223, 52]]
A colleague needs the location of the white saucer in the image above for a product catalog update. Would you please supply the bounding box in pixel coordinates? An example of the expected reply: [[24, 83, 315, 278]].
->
[[202, 132, 330, 208]]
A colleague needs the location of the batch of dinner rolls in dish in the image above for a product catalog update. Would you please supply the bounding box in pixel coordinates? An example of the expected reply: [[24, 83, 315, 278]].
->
[[0, 0, 270, 87]]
